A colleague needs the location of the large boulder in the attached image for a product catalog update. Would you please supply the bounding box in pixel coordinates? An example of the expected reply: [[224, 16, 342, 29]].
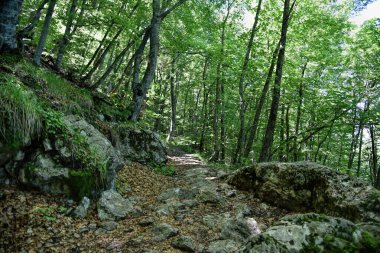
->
[[14, 115, 124, 199], [97, 189, 138, 221], [113, 126, 167, 165], [62, 115, 124, 189], [18, 151, 70, 195], [240, 213, 380, 253], [228, 162, 380, 222]]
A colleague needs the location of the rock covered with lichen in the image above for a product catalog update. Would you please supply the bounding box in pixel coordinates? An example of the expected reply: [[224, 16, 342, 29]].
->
[[239, 213, 380, 253], [112, 125, 168, 165], [228, 162, 380, 222]]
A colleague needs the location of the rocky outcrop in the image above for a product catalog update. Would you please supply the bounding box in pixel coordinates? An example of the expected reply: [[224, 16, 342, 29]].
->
[[18, 151, 70, 195], [240, 213, 380, 253], [62, 115, 124, 189], [113, 126, 167, 165], [97, 189, 141, 221], [228, 162, 380, 222], [2, 114, 125, 199]]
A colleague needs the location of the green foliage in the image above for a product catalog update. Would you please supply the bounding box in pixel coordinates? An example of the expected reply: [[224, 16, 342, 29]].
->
[[33, 207, 57, 221], [0, 74, 42, 150], [151, 163, 176, 177]]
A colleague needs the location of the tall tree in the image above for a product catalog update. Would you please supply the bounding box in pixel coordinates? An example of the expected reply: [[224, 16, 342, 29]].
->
[[33, 0, 56, 65], [55, 0, 78, 69], [259, 0, 295, 162], [0, 0, 24, 52], [232, 0, 263, 164]]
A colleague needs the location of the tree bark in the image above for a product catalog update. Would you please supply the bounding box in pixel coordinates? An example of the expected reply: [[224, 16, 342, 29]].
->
[[293, 61, 308, 161], [33, 0, 56, 65], [82, 28, 123, 82], [167, 55, 178, 141], [259, 0, 294, 162], [91, 40, 134, 89], [233, 0, 263, 164], [243, 43, 279, 158], [129, 0, 161, 121], [129, 0, 187, 121], [199, 57, 209, 152], [17, 0, 48, 51], [55, 0, 78, 69], [369, 125, 379, 189], [209, 1, 232, 162], [0, 0, 24, 52]]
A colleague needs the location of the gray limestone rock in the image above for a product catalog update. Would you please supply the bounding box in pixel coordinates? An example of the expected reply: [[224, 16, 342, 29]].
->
[[228, 162, 380, 222], [71, 197, 90, 218], [97, 190, 135, 221], [151, 223, 179, 242], [171, 236, 196, 252]]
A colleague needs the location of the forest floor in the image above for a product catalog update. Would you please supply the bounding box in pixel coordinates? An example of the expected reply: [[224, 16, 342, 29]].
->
[[0, 148, 290, 252]]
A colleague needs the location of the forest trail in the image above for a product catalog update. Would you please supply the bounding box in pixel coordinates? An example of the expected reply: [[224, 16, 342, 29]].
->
[[1, 149, 290, 252]]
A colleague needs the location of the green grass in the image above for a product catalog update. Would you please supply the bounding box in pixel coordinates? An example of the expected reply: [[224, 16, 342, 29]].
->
[[15, 60, 93, 114], [0, 74, 42, 150]]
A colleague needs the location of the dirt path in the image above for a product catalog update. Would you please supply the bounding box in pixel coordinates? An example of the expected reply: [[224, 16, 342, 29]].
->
[[1, 152, 290, 252]]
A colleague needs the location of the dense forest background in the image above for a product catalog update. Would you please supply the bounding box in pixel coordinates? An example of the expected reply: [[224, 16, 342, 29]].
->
[[1, 0, 380, 187]]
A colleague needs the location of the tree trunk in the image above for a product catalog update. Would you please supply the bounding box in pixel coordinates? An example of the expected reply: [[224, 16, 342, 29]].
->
[[233, 0, 263, 164], [369, 125, 379, 189], [243, 43, 279, 158], [33, 0, 56, 65], [348, 106, 358, 173], [279, 103, 285, 161], [17, 0, 48, 51], [82, 28, 123, 82], [259, 0, 294, 162], [199, 57, 209, 152], [55, 0, 78, 69], [356, 126, 364, 177], [81, 24, 113, 75], [129, 0, 161, 121], [209, 2, 232, 162], [91, 40, 134, 89], [167, 55, 178, 141], [220, 71, 226, 162], [293, 61, 308, 161], [0, 0, 24, 52]]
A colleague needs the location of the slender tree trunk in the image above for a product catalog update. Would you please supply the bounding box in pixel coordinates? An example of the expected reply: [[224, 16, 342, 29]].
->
[[233, 0, 263, 164], [243, 43, 279, 158], [129, 0, 161, 121], [293, 61, 308, 161], [369, 125, 379, 189], [259, 0, 294, 162], [285, 104, 290, 160], [220, 71, 226, 162], [153, 78, 169, 131], [33, 0, 56, 65], [55, 0, 78, 69], [167, 55, 178, 141], [209, 2, 232, 162], [91, 40, 134, 89], [0, 0, 24, 52], [81, 24, 113, 75], [348, 107, 358, 173], [356, 126, 364, 177], [279, 103, 285, 161], [17, 0, 48, 51], [82, 28, 123, 82], [199, 57, 209, 152]]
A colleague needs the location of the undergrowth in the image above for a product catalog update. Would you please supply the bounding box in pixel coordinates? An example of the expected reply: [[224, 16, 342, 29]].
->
[[0, 74, 42, 151]]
